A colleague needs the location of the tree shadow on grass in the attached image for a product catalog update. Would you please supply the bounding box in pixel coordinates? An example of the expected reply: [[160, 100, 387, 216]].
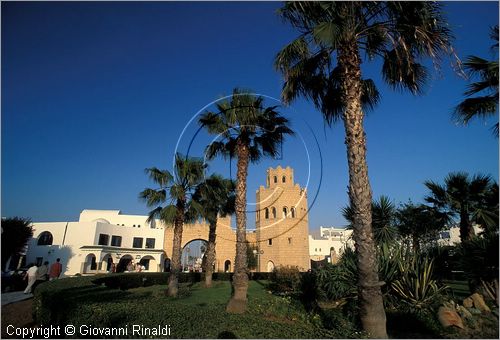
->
[[386, 311, 441, 339], [217, 330, 238, 338]]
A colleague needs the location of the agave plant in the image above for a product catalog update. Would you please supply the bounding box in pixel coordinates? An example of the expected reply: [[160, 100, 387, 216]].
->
[[391, 255, 447, 312]]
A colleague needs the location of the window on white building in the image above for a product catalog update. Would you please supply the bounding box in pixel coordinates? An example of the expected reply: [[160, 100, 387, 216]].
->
[[111, 235, 122, 247], [133, 237, 143, 248], [145, 238, 155, 249], [98, 234, 109, 246]]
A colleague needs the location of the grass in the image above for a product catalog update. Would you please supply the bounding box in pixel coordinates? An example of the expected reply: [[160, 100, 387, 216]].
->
[[33, 278, 354, 339], [32, 277, 498, 339]]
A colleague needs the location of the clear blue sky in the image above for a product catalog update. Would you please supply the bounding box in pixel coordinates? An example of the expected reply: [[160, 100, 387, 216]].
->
[[2, 2, 498, 233]]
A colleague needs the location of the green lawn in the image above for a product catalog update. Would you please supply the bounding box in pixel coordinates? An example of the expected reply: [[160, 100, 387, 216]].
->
[[33, 277, 498, 339], [34, 279, 353, 339]]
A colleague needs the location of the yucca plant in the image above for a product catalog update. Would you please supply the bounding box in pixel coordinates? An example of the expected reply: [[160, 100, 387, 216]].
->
[[391, 255, 447, 313]]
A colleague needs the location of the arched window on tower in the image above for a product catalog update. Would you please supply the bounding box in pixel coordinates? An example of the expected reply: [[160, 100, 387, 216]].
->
[[283, 207, 288, 218], [291, 207, 296, 218], [272, 207, 276, 219], [282, 176, 286, 183], [265, 208, 269, 219], [273, 176, 277, 183]]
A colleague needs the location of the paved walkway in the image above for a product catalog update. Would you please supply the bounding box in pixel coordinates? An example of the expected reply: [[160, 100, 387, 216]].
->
[[1, 291, 33, 306]]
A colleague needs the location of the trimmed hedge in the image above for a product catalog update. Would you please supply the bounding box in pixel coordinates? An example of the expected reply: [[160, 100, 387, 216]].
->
[[33, 275, 102, 325], [91, 272, 271, 290]]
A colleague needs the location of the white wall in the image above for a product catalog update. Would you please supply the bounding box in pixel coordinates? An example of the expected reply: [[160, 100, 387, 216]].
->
[[27, 222, 86, 276], [27, 211, 166, 276]]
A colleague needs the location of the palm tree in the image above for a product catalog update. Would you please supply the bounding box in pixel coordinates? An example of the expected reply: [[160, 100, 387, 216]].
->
[[454, 25, 499, 136], [1, 217, 33, 271], [343, 196, 398, 246], [275, 2, 453, 337], [139, 153, 205, 297], [425, 172, 498, 243], [395, 202, 449, 253], [191, 174, 235, 288], [199, 88, 293, 313]]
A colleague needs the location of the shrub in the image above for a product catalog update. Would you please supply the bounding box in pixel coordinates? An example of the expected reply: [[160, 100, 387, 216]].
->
[[248, 271, 271, 281], [268, 265, 302, 295], [91, 272, 208, 290], [212, 272, 232, 281], [92, 272, 170, 290], [33, 275, 99, 325], [391, 255, 447, 313], [456, 234, 499, 293], [314, 264, 356, 302]]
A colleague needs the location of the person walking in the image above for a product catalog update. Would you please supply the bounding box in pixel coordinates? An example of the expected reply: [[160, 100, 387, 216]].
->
[[49, 258, 63, 280], [37, 261, 49, 281], [23, 263, 38, 294]]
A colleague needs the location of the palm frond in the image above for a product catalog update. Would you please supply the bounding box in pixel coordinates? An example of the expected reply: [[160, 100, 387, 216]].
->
[[144, 167, 173, 187], [139, 188, 168, 207]]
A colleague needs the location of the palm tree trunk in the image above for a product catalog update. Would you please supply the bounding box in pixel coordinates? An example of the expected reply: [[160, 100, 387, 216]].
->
[[204, 219, 217, 288], [459, 206, 474, 242], [168, 199, 185, 297], [226, 141, 249, 313], [412, 234, 420, 253], [338, 42, 387, 338]]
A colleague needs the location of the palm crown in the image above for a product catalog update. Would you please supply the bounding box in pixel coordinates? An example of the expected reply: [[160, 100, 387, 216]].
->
[[139, 153, 206, 224], [199, 88, 294, 161], [454, 25, 499, 135], [275, 1, 453, 123], [425, 172, 498, 240], [190, 174, 236, 224]]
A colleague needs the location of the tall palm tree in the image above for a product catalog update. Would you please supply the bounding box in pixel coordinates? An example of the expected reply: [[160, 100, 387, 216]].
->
[[191, 174, 235, 288], [454, 25, 499, 136], [199, 88, 293, 313], [275, 2, 453, 337], [425, 172, 498, 243], [139, 153, 205, 297]]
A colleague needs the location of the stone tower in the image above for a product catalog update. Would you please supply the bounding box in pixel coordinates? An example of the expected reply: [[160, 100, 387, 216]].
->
[[255, 166, 310, 272]]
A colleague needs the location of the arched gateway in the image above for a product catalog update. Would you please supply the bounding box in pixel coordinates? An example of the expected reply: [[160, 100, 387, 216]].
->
[[164, 216, 257, 273], [163, 166, 310, 273]]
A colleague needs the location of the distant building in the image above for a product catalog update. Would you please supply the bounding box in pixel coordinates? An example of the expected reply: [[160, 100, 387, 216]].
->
[[437, 224, 483, 246], [309, 226, 354, 263]]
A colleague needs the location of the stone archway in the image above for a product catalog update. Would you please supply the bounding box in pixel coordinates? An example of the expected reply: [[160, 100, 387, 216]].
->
[[267, 260, 275, 272], [224, 260, 231, 272], [163, 258, 171, 272], [116, 255, 133, 273], [139, 255, 157, 272], [101, 254, 113, 272], [84, 253, 97, 273], [164, 216, 241, 273], [182, 239, 207, 272]]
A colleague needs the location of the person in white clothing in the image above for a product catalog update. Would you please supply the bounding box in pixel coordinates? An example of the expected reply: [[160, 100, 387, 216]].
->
[[24, 263, 39, 294]]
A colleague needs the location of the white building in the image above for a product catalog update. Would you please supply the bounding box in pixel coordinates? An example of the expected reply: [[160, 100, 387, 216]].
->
[[437, 224, 483, 246], [27, 210, 165, 277], [309, 226, 354, 263]]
